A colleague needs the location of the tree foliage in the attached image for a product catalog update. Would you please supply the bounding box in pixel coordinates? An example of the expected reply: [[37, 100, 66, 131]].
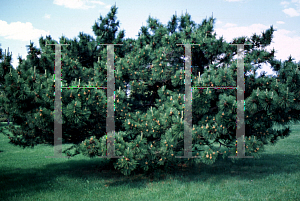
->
[[1, 6, 300, 176]]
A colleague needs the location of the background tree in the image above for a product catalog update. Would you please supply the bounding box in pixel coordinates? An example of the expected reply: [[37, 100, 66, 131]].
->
[[1, 6, 299, 176], [0, 45, 15, 124], [0, 5, 128, 147], [0, 45, 6, 122]]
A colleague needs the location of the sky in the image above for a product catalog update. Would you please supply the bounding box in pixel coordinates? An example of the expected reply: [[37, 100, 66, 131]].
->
[[1, 0, 300, 97]]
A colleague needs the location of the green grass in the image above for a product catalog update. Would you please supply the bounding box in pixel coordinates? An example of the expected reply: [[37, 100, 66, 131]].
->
[[0, 122, 299, 201]]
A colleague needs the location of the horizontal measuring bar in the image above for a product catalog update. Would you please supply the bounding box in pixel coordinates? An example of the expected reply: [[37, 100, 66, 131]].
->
[[192, 87, 237, 88], [61, 87, 107, 88], [60, 87, 238, 89]]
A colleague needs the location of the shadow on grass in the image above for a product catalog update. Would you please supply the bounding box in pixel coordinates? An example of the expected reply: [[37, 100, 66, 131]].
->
[[1, 122, 299, 200], [0, 150, 298, 199]]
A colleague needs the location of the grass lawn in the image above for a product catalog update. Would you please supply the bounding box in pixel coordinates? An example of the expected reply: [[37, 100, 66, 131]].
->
[[0, 122, 299, 201]]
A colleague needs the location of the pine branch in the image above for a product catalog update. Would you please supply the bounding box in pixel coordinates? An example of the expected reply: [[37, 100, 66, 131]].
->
[[251, 109, 266, 116], [209, 106, 218, 113], [216, 139, 233, 149]]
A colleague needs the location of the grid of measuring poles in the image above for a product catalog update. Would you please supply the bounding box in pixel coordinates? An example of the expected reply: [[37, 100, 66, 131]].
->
[[46, 43, 254, 159]]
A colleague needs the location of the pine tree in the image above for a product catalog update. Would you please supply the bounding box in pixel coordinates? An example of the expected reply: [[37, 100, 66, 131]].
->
[[0, 5, 132, 150], [0, 89, 8, 123], [64, 10, 300, 176], [0, 46, 5, 122], [0, 45, 15, 125], [1, 6, 299, 176]]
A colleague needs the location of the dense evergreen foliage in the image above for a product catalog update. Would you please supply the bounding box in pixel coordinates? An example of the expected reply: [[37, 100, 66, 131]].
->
[[1, 6, 299, 176]]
